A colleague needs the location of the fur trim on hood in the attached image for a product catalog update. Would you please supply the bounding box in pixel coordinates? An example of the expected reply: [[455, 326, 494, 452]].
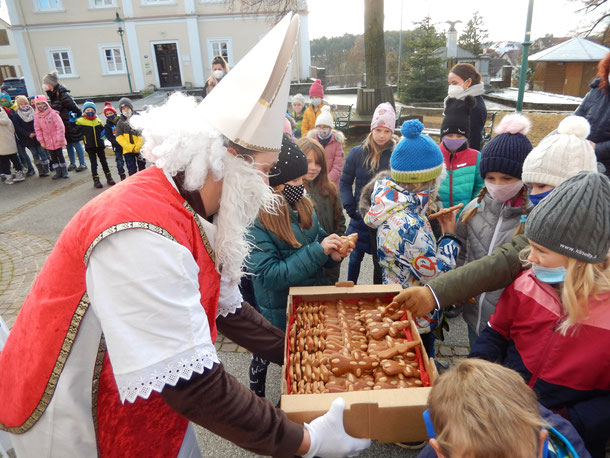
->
[[307, 128, 345, 144]]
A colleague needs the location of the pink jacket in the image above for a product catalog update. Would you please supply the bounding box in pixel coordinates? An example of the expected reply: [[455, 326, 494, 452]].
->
[[308, 128, 345, 188], [34, 102, 66, 151]]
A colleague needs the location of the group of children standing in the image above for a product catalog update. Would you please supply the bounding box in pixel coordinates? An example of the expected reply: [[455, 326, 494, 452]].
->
[[244, 73, 609, 455], [0, 71, 146, 187]]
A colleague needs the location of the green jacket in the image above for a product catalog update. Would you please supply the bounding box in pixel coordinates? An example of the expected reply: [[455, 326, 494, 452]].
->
[[247, 206, 335, 330], [438, 142, 484, 213], [427, 233, 528, 307], [307, 181, 346, 236]]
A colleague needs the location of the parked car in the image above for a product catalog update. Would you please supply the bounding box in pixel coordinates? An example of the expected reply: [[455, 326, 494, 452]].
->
[[1, 77, 28, 99]]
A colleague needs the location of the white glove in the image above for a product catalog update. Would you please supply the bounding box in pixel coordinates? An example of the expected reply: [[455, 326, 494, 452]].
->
[[302, 397, 371, 458]]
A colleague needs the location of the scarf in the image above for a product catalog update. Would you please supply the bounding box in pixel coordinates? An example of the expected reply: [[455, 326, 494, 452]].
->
[[443, 82, 485, 110], [17, 106, 35, 123]]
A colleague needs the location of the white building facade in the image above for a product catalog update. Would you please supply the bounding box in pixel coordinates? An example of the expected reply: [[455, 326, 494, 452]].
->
[[6, 0, 311, 97]]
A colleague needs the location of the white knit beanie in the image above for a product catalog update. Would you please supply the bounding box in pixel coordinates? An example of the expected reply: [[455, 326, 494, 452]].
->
[[291, 93, 305, 107], [522, 116, 597, 187], [315, 105, 333, 128]]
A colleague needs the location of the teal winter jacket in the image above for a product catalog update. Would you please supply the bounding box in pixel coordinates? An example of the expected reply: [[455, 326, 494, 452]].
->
[[438, 142, 484, 213], [247, 206, 336, 330]]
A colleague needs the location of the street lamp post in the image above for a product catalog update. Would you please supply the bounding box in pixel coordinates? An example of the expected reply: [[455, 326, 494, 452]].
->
[[115, 12, 133, 94], [516, 0, 535, 113]]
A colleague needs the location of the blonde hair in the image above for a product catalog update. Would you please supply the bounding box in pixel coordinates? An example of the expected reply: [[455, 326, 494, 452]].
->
[[363, 132, 394, 171], [428, 359, 545, 458], [520, 247, 610, 335], [15, 95, 28, 105], [462, 185, 529, 236], [258, 187, 314, 248]]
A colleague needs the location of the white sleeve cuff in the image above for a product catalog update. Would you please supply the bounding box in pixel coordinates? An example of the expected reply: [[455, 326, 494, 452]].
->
[[216, 275, 243, 318]]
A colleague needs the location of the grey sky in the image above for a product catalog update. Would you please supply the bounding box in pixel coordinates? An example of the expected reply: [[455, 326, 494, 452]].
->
[[307, 0, 598, 43]]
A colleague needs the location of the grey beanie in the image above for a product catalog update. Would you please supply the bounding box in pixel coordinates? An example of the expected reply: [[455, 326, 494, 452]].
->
[[525, 171, 610, 263], [43, 71, 59, 88], [118, 97, 134, 111]]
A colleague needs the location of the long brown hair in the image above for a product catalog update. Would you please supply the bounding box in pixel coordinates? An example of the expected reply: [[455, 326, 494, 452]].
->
[[462, 185, 529, 236], [297, 137, 340, 220], [258, 187, 314, 248], [596, 52, 610, 93], [363, 132, 394, 171]]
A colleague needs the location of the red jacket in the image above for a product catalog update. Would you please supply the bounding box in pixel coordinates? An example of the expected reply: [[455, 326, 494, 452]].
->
[[471, 269, 610, 454], [0, 166, 220, 456]]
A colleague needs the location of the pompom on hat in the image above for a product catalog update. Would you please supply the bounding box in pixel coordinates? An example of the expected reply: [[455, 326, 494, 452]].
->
[[525, 171, 610, 263], [103, 101, 117, 116], [43, 71, 59, 88], [522, 116, 597, 187], [268, 134, 308, 187], [479, 113, 533, 179], [371, 102, 396, 132], [391, 120, 444, 183], [309, 79, 324, 99], [315, 105, 334, 127]]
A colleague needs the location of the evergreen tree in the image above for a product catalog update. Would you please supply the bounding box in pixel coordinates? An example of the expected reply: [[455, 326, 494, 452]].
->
[[400, 16, 446, 104], [458, 11, 489, 56]]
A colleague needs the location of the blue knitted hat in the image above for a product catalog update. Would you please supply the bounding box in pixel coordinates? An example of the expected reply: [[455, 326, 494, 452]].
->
[[391, 120, 444, 183], [83, 100, 96, 112], [479, 114, 533, 179]]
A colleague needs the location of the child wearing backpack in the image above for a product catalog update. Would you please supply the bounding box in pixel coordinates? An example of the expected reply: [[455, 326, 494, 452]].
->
[[457, 114, 533, 346], [75, 101, 116, 188], [471, 171, 610, 457]]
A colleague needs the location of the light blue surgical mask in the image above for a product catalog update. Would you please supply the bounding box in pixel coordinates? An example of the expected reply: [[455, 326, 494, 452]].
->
[[528, 189, 553, 206], [532, 264, 567, 284]]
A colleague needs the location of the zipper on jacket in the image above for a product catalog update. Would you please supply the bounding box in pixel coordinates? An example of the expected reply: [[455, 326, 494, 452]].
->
[[448, 153, 454, 206], [475, 203, 505, 334]]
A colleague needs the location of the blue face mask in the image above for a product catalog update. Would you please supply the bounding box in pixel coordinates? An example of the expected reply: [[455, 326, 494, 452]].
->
[[532, 264, 567, 284], [528, 189, 552, 206]]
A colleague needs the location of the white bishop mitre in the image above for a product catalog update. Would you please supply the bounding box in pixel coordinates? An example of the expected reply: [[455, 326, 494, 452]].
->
[[200, 13, 300, 153]]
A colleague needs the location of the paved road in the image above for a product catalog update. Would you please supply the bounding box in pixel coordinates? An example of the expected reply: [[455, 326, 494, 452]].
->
[[0, 95, 470, 456]]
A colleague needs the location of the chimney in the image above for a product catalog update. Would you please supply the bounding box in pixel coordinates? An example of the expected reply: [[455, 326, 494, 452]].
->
[[447, 29, 458, 58]]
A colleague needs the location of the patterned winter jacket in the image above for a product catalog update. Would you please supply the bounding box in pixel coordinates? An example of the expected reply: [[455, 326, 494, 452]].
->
[[438, 141, 484, 213], [364, 177, 461, 333]]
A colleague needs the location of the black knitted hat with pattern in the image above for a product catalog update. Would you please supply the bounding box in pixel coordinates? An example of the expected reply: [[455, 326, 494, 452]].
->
[[268, 134, 308, 187], [525, 171, 610, 263]]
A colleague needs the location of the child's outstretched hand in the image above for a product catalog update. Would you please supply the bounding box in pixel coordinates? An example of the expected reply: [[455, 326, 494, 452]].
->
[[429, 203, 463, 234], [393, 286, 436, 317]]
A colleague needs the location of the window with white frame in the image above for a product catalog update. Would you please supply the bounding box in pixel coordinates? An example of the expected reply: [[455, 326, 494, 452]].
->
[[141, 0, 174, 5], [48, 48, 75, 76], [207, 38, 233, 66], [100, 45, 125, 74], [36, 0, 63, 11], [91, 0, 116, 7]]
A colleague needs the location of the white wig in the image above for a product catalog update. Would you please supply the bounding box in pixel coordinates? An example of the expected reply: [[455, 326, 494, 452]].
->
[[130, 92, 228, 191]]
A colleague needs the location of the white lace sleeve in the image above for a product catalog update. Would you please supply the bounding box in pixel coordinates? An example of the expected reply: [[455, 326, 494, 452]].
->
[[86, 229, 220, 403], [217, 275, 243, 318]]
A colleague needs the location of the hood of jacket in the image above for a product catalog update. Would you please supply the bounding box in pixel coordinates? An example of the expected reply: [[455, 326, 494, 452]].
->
[[365, 177, 431, 229], [358, 170, 389, 218], [34, 100, 53, 118], [307, 128, 345, 144]]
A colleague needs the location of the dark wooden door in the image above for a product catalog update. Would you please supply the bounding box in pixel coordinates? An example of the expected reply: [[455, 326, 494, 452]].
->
[[154, 43, 181, 87]]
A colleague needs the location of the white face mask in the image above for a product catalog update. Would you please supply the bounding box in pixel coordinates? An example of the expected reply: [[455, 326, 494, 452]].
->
[[447, 85, 464, 98], [122, 108, 132, 118], [317, 128, 332, 138], [310, 97, 321, 107], [485, 180, 524, 203], [213, 69, 225, 80], [42, 83, 53, 92]]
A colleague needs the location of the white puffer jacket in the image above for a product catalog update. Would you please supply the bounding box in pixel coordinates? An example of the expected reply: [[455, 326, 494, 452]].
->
[[0, 109, 17, 156]]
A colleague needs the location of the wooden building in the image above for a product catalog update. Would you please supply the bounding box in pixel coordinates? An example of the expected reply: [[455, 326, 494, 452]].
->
[[529, 37, 609, 97]]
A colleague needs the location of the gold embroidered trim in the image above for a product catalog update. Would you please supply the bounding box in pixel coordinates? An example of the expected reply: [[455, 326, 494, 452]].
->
[[91, 335, 106, 457], [1, 223, 180, 434], [0, 293, 89, 434], [182, 201, 216, 264], [83, 222, 177, 265], [233, 137, 281, 153]]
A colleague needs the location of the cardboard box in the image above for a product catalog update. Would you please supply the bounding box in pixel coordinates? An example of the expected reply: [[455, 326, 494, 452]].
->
[[281, 284, 437, 443]]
